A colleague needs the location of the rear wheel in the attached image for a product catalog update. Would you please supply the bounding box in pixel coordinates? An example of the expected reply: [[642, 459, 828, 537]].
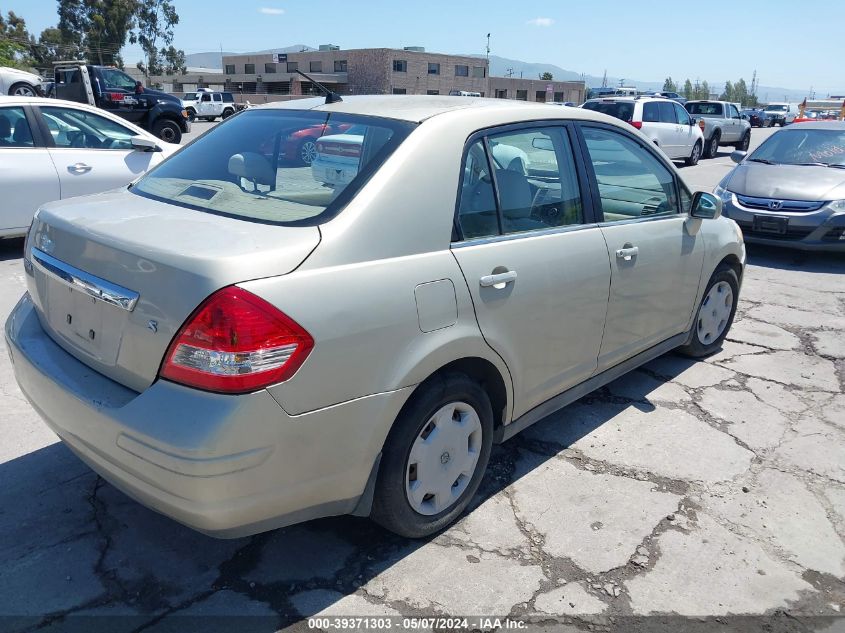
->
[[370, 373, 493, 538], [298, 139, 318, 166], [736, 132, 750, 151], [677, 266, 739, 358], [8, 82, 36, 96], [705, 131, 720, 159], [152, 118, 182, 144], [685, 141, 702, 166]]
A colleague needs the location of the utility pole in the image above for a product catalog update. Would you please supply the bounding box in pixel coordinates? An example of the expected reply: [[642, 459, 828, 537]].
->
[[486, 33, 490, 65], [750, 69, 757, 97], [505, 67, 514, 78], [601, 69, 607, 88]]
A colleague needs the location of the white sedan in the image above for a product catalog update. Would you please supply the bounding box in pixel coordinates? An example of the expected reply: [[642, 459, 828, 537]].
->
[[0, 66, 43, 96], [0, 96, 178, 238]]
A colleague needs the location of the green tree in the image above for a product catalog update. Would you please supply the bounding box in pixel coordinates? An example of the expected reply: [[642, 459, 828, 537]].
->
[[662, 77, 677, 92], [733, 78, 749, 106], [132, 0, 179, 75], [540, 71, 553, 81], [683, 78, 693, 100], [720, 80, 734, 102], [0, 11, 34, 68], [701, 80, 710, 99], [58, 0, 138, 66], [160, 44, 185, 75]]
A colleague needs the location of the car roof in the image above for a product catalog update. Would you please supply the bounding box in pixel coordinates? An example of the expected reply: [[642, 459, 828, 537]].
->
[[0, 95, 98, 108], [259, 95, 612, 124]]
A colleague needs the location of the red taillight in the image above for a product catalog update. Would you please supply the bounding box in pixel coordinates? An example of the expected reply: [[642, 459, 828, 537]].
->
[[629, 120, 643, 129], [160, 287, 313, 394], [105, 92, 125, 102]]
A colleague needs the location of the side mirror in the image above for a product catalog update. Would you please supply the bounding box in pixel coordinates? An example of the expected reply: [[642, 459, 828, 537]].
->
[[690, 191, 722, 220], [730, 150, 746, 164], [130, 135, 162, 152], [531, 137, 554, 151]]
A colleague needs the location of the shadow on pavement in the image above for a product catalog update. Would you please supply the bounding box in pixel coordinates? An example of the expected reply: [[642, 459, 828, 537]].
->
[[744, 243, 845, 272], [0, 353, 701, 632]]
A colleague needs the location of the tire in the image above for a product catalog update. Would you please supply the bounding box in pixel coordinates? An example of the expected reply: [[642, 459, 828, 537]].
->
[[370, 372, 494, 538], [677, 266, 739, 358], [685, 141, 702, 166], [705, 131, 721, 159], [8, 82, 36, 97], [735, 132, 750, 151], [151, 118, 182, 144], [222, 108, 234, 119], [297, 139, 318, 166]]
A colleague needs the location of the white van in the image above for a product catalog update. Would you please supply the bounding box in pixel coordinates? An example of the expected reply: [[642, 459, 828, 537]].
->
[[763, 102, 799, 126]]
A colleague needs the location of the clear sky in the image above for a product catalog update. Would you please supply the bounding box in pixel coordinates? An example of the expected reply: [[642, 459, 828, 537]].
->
[[13, 0, 844, 94]]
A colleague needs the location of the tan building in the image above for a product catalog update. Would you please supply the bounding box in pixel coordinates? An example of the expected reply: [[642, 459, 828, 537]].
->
[[152, 46, 585, 104]]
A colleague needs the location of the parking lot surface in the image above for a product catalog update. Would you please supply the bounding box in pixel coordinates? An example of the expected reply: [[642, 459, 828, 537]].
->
[[1, 124, 843, 632]]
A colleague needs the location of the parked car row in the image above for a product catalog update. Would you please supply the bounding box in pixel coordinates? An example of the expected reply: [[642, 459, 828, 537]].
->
[[580, 96, 752, 164]]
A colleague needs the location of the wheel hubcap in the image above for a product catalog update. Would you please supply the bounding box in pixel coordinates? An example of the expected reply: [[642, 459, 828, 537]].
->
[[301, 141, 317, 164], [161, 127, 176, 142], [696, 281, 733, 345], [13, 86, 34, 96], [405, 402, 482, 516]]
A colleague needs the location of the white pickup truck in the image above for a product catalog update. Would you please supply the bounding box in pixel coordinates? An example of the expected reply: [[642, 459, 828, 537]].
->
[[181, 89, 238, 121], [685, 100, 752, 159]]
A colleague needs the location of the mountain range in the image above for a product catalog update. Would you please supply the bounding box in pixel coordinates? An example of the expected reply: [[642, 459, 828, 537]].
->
[[186, 47, 815, 103]]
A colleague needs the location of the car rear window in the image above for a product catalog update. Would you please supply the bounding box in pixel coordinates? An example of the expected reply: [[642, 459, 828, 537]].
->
[[582, 100, 635, 122], [131, 109, 415, 225], [686, 102, 723, 116]]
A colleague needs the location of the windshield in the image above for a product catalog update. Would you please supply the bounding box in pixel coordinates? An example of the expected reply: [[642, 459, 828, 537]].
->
[[749, 128, 845, 166], [99, 68, 137, 91], [582, 100, 635, 122], [132, 109, 415, 225], [765, 105, 788, 112], [686, 102, 723, 116]]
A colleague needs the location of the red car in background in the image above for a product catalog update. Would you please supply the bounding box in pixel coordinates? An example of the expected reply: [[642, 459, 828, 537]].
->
[[263, 122, 353, 166]]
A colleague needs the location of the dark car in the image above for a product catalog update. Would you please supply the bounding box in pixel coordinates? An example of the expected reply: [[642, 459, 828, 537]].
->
[[740, 108, 772, 128], [655, 91, 687, 104]]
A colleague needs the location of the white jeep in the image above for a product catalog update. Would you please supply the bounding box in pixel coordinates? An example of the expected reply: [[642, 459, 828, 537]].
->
[[182, 89, 236, 122]]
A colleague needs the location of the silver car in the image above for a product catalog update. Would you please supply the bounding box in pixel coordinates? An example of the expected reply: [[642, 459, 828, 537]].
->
[[715, 121, 845, 251], [5, 96, 745, 538]]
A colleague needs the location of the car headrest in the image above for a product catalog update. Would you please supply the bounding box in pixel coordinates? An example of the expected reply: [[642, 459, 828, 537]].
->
[[0, 115, 10, 139], [227, 152, 275, 187], [495, 169, 533, 218], [12, 120, 32, 145]]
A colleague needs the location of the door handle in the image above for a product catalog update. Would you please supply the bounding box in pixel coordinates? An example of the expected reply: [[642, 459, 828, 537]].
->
[[615, 246, 639, 261], [480, 270, 517, 288], [68, 163, 92, 174]]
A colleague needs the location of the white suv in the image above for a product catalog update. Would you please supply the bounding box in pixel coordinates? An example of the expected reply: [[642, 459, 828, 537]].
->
[[582, 96, 704, 165]]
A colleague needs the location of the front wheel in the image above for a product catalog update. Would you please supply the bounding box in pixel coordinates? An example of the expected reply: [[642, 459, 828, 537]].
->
[[222, 108, 234, 119], [8, 82, 36, 96], [677, 266, 739, 358], [370, 373, 493, 538], [152, 118, 182, 144], [685, 141, 702, 166], [297, 139, 318, 166]]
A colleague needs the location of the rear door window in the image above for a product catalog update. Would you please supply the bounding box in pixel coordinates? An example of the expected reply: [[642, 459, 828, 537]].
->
[[659, 102, 677, 123], [674, 104, 691, 125], [0, 106, 35, 147], [582, 101, 635, 123], [642, 102, 659, 122], [132, 110, 414, 225]]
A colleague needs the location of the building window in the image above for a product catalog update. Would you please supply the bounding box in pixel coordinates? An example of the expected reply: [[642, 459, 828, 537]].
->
[[287, 62, 298, 73], [536, 91, 546, 102], [516, 89, 528, 101], [472, 66, 485, 78], [480, 92, 485, 97], [334, 60, 347, 72], [428, 63, 440, 75], [310, 61, 322, 73], [554, 91, 564, 102], [495, 89, 507, 99], [455, 65, 468, 77], [224, 64, 235, 75], [264, 63, 276, 73], [426, 89, 439, 95], [244, 63, 255, 75], [393, 59, 407, 72], [392, 88, 407, 94]]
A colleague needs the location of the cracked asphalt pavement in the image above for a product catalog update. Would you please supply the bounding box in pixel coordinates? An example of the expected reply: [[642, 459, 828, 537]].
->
[[0, 126, 843, 632]]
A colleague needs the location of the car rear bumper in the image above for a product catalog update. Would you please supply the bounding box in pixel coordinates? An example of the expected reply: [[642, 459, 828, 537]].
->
[[723, 199, 845, 252], [5, 293, 412, 537]]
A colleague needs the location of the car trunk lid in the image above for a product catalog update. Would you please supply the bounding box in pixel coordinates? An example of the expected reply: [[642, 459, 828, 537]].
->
[[25, 190, 320, 393]]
